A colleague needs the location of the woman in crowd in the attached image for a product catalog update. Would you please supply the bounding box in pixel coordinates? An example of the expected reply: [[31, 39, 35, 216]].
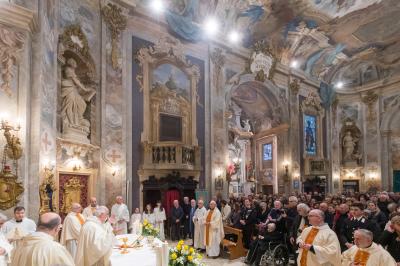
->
[[379, 215, 400, 265], [153, 201, 166, 240], [367, 201, 388, 230], [142, 203, 155, 226], [130, 207, 142, 235]]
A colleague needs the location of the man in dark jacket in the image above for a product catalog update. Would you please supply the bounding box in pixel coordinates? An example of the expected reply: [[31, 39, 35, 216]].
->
[[319, 202, 334, 228], [170, 200, 184, 241], [334, 203, 350, 251], [339, 202, 380, 251], [240, 198, 258, 249], [182, 197, 191, 239]]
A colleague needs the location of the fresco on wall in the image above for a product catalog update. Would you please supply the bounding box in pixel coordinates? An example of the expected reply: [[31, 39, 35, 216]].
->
[[340, 104, 358, 122], [152, 63, 190, 101], [308, 0, 382, 18], [304, 114, 317, 156]]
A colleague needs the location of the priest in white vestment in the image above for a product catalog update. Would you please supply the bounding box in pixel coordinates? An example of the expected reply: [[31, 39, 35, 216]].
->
[[297, 209, 341, 266], [0, 214, 12, 266], [203, 200, 224, 258], [342, 229, 397, 266], [193, 199, 206, 250], [110, 196, 129, 235], [154, 202, 167, 240], [1, 206, 36, 247], [11, 212, 74, 266], [60, 203, 85, 259], [75, 205, 115, 266], [82, 197, 99, 218]]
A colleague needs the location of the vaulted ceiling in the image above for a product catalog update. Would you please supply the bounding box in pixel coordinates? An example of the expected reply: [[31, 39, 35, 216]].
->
[[214, 0, 400, 89]]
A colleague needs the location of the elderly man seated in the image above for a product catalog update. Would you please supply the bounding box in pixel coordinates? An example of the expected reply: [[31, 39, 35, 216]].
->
[[245, 223, 282, 265]]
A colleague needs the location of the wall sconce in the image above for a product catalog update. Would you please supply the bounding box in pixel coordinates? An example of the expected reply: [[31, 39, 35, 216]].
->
[[215, 167, 224, 190], [283, 161, 290, 182], [111, 165, 120, 177]]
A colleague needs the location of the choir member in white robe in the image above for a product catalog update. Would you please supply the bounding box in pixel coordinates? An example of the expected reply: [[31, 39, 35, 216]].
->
[[342, 229, 397, 266], [154, 202, 167, 240], [142, 204, 156, 226], [297, 209, 341, 266], [82, 197, 99, 218], [0, 214, 12, 266], [203, 201, 224, 258], [11, 212, 74, 266], [1, 206, 36, 247], [110, 196, 129, 235], [130, 208, 142, 235], [75, 206, 115, 266], [60, 203, 85, 259], [193, 199, 207, 250]]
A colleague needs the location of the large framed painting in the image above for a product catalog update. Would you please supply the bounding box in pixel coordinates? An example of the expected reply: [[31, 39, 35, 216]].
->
[[152, 63, 190, 101], [159, 114, 182, 141]]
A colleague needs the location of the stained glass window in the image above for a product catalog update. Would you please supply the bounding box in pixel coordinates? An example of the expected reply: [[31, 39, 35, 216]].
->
[[263, 143, 272, 161], [304, 115, 317, 155]]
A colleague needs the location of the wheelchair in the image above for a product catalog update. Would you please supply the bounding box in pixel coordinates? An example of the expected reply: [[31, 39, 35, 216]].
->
[[258, 241, 290, 266]]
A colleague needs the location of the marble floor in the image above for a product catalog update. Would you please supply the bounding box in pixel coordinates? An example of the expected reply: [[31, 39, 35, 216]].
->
[[168, 239, 247, 266]]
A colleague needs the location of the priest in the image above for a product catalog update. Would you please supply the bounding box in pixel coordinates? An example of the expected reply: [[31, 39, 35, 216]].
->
[[82, 197, 98, 218], [11, 212, 74, 266], [203, 200, 224, 258], [342, 229, 397, 266], [193, 199, 206, 250], [110, 196, 129, 235], [1, 206, 36, 247], [0, 214, 12, 266], [60, 202, 85, 259], [75, 206, 115, 266], [297, 209, 341, 266]]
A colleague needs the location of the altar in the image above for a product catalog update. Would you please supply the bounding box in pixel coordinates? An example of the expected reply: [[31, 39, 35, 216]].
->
[[110, 234, 168, 266]]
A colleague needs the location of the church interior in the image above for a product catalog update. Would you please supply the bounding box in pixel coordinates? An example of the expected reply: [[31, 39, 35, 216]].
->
[[1, 0, 400, 265]]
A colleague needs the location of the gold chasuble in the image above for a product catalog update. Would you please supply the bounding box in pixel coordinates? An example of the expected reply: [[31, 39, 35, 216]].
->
[[205, 210, 214, 245], [76, 213, 85, 225], [354, 250, 370, 266], [300, 227, 319, 266]]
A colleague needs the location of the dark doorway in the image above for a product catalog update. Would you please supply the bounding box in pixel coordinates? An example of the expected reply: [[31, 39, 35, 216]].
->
[[342, 180, 359, 193], [262, 185, 273, 195], [393, 170, 400, 192]]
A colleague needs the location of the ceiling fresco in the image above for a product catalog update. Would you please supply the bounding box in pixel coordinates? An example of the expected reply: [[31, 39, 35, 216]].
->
[[146, 0, 400, 89]]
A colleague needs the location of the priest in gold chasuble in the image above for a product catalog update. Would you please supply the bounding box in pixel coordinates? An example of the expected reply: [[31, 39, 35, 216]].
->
[[203, 200, 224, 257], [297, 209, 341, 266], [342, 229, 396, 266]]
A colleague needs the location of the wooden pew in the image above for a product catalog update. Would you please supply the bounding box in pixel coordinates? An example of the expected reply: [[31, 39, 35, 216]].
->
[[221, 225, 248, 260]]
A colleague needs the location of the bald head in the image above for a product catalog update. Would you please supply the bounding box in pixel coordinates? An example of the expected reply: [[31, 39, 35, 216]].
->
[[90, 197, 97, 207], [198, 200, 204, 208], [319, 202, 328, 212], [116, 196, 123, 204], [308, 209, 325, 226], [209, 200, 216, 210], [37, 212, 61, 237], [71, 203, 82, 213]]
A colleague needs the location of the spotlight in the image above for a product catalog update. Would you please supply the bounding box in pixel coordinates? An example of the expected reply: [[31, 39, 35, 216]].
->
[[228, 30, 240, 44], [203, 17, 219, 37], [150, 0, 164, 13], [290, 60, 299, 68], [335, 81, 344, 89]]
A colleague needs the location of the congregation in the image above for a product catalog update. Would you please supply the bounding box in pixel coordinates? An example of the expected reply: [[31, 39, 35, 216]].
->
[[0, 191, 400, 265]]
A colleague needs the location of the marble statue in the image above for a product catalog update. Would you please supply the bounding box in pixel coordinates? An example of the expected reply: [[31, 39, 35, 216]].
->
[[61, 58, 96, 141], [342, 131, 357, 160], [243, 119, 251, 132]]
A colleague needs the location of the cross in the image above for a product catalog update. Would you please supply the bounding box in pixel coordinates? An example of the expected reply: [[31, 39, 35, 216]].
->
[[107, 149, 121, 163], [42, 132, 52, 152]]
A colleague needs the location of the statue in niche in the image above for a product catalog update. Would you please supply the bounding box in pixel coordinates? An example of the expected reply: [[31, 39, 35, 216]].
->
[[342, 131, 358, 161], [61, 58, 96, 138], [243, 119, 251, 132]]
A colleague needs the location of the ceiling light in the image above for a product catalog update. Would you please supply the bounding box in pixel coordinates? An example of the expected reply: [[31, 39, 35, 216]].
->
[[290, 60, 299, 68], [335, 81, 344, 89], [203, 17, 219, 37], [150, 0, 164, 13], [228, 30, 241, 44]]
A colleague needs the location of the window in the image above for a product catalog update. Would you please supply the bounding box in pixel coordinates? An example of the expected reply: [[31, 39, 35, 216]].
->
[[304, 115, 317, 155], [263, 143, 272, 161]]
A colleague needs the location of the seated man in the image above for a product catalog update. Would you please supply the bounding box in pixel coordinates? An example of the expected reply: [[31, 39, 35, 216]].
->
[[245, 223, 283, 265]]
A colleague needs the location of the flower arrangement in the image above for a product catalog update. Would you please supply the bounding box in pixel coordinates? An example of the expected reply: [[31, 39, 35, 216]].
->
[[141, 219, 159, 237], [169, 240, 204, 266]]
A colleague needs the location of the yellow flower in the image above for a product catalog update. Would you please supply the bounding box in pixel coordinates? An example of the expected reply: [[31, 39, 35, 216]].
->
[[184, 245, 189, 251], [176, 244, 182, 251], [178, 240, 184, 245], [171, 253, 177, 260], [189, 247, 194, 254], [143, 219, 148, 226], [187, 255, 193, 262], [197, 254, 202, 260]]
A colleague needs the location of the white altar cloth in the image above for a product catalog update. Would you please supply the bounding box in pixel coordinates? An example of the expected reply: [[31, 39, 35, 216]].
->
[[110, 234, 167, 266]]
